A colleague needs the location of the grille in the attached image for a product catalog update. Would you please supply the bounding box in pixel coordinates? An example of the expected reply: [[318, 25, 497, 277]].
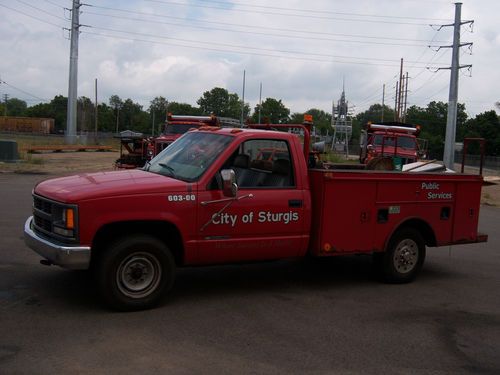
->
[[34, 196, 52, 214], [34, 215, 51, 231], [32, 194, 78, 244]]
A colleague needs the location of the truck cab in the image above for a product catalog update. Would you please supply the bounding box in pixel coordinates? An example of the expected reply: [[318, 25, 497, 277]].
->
[[148, 114, 221, 158], [360, 122, 427, 166]]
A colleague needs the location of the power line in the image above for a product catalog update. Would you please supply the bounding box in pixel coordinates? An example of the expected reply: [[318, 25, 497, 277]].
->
[[0, 3, 65, 28], [41, 0, 69, 8], [84, 26, 447, 68], [83, 9, 443, 48], [84, 4, 449, 44], [141, 0, 435, 25], [82, 30, 424, 67], [15, 0, 67, 21], [176, 0, 453, 22], [1, 79, 49, 102]]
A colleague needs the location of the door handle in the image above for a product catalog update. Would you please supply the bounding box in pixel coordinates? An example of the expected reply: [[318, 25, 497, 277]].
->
[[289, 199, 303, 208]]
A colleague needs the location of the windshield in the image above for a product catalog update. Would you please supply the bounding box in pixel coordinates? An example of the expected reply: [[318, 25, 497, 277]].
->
[[372, 134, 416, 149], [164, 123, 201, 135], [146, 132, 233, 181]]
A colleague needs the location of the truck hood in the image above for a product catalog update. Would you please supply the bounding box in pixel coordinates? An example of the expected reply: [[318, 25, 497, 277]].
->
[[34, 169, 189, 203]]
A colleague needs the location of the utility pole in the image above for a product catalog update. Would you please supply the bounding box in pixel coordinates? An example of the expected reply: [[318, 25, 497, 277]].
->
[[381, 84, 385, 122], [3, 94, 8, 116], [152, 110, 155, 137], [403, 72, 409, 122], [394, 81, 398, 121], [94, 78, 98, 143], [258, 82, 262, 124], [434, 2, 473, 169], [240, 70, 246, 126], [66, 0, 81, 144], [115, 107, 119, 134], [397, 58, 404, 121]]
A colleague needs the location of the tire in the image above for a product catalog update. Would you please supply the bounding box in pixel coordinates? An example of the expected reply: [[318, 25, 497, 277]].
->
[[378, 228, 426, 283], [96, 235, 175, 311]]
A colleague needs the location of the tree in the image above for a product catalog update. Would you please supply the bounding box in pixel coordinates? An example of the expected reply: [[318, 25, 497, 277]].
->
[[109, 95, 124, 133], [5, 98, 28, 116], [462, 110, 500, 155], [197, 87, 249, 119], [289, 109, 332, 136], [25, 95, 67, 132], [149, 96, 169, 136], [167, 102, 202, 116], [251, 98, 289, 124], [406, 101, 467, 159], [77, 96, 94, 133], [355, 104, 395, 126], [121, 99, 149, 134]]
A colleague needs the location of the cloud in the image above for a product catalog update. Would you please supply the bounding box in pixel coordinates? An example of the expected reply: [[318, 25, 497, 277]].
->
[[0, 0, 498, 116]]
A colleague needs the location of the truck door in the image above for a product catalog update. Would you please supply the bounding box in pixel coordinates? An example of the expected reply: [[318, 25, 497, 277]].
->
[[196, 139, 307, 264]]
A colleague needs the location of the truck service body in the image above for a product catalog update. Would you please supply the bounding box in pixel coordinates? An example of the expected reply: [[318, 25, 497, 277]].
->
[[24, 125, 487, 310]]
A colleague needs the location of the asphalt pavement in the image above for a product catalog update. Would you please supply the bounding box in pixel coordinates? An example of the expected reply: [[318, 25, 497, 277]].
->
[[1, 173, 499, 374]]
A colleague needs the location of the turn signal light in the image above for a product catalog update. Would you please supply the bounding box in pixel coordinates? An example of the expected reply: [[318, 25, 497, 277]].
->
[[66, 208, 74, 229]]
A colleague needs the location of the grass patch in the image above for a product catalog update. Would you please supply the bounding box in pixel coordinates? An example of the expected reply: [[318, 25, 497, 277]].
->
[[321, 152, 353, 163]]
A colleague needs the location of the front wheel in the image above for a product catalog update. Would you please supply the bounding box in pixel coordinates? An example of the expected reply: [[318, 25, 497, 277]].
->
[[96, 235, 175, 311], [377, 228, 426, 283]]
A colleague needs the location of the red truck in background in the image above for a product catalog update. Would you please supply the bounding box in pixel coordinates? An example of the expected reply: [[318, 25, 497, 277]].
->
[[115, 114, 236, 169], [24, 121, 487, 310], [146, 114, 222, 160], [360, 122, 428, 168]]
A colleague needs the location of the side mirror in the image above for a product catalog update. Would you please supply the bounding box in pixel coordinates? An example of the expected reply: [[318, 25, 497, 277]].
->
[[220, 169, 238, 198]]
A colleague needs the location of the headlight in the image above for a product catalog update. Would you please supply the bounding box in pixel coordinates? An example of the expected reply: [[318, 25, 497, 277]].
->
[[53, 207, 75, 237]]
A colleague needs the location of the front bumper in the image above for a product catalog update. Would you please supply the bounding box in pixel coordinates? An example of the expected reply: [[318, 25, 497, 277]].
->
[[24, 216, 91, 270]]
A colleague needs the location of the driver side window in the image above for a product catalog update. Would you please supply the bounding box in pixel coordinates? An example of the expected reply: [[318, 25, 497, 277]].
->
[[228, 139, 294, 189]]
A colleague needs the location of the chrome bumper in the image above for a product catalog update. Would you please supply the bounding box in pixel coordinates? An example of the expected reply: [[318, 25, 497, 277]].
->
[[24, 216, 91, 270]]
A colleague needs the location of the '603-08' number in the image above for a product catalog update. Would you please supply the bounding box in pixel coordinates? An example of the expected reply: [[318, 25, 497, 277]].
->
[[168, 194, 196, 202]]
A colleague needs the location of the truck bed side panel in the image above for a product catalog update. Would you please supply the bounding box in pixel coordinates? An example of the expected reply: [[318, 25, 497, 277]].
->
[[309, 169, 484, 256]]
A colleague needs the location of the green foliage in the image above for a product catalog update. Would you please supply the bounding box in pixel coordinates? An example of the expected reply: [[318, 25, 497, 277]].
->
[[25, 95, 67, 132], [5, 98, 28, 116], [405, 101, 467, 159], [462, 110, 500, 155], [149, 96, 168, 123], [289, 109, 331, 135], [5, 89, 499, 158], [251, 97, 290, 124], [197, 87, 249, 119], [167, 102, 202, 116], [355, 104, 395, 125], [120, 99, 149, 134]]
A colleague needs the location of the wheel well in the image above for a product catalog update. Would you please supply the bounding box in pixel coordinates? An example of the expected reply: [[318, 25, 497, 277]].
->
[[91, 221, 184, 267], [393, 219, 437, 247]]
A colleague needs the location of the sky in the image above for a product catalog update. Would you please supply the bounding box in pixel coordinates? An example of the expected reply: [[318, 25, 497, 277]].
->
[[0, 0, 499, 119]]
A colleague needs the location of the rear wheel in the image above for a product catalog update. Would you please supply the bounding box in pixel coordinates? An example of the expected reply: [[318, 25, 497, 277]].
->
[[96, 235, 175, 311], [377, 228, 425, 283]]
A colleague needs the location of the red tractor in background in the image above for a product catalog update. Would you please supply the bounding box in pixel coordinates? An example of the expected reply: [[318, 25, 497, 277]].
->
[[359, 121, 428, 169]]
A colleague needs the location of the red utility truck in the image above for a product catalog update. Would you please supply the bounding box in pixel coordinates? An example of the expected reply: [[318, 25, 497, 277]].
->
[[24, 123, 487, 310], [360, 122, 428, 167]]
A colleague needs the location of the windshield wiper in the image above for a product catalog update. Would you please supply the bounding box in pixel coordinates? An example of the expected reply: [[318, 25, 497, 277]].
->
[[143, 160, 151, 171], [158, 163, 178, 179]]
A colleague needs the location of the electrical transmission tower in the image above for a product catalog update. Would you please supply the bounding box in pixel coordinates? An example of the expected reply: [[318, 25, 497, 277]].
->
[[331, 82, 352, 158], [432, 2, 473, 169]]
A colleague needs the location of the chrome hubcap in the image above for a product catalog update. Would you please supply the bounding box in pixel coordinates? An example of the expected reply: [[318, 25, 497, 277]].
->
[[393, 239, 418, 274], [117, 253, 161, 299]]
